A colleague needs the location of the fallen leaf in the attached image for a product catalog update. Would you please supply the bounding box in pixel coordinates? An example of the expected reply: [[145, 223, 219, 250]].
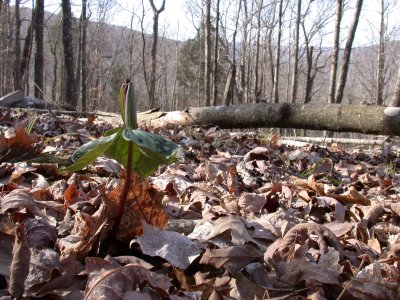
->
[[111, 170, 169, 240], [84, 257, 172, 300], [135, 223, 202, 269], [199, 244, 262, 274], [9, 224, 31, 299]]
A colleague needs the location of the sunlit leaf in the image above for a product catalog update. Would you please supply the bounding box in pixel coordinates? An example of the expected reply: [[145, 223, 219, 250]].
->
[[62, 132, 120, 172]]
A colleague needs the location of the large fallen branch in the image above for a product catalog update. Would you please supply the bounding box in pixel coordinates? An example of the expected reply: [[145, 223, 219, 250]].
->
[[2, 102, 400, 136], [137, 103, 400, 136]]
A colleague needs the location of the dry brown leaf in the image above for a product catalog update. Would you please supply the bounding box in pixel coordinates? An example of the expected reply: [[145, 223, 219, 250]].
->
[[264, 223, 344, 267], [84, 257, 172, 300], [0, 189, 51, 224], [199, 244, 262, 274], [206, 215, 261, 248], [8, 224, 31, 299], [238, 192, 267, 213], [135, 223, 201, 269], [111, 170, 169, 241], [0, 125, 42, 163], [330, 187, 371, 206]]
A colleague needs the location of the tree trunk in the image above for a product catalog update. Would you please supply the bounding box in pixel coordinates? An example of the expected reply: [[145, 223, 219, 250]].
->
[[136, 103, 400, 136], [81, 0, 88, 111], [20, 8, 34, 90], [335, 0, 363, 104], [304, 46, 313, 104], [328, 0, 342, 104], [34, 0, 44, 99], [13, 0, 22, 91], [148, 0, 165, 109], [62, 0, 77, 108], [254, 0, 262, 103], [273, 0, 283, 103], [76, 0, 87, 111], [291, 0, 301, 103], [204, 0, 211, 106], [376, 0, 385, 106], [211, 0, 220, 106], [391, 65, 400, 107]]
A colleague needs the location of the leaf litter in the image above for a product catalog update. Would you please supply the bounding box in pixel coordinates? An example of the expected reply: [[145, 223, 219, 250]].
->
[[0, 112, 399, 299]]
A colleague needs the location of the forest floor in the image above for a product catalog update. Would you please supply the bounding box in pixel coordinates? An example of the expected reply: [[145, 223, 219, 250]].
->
[[0, 109, 399, 299]]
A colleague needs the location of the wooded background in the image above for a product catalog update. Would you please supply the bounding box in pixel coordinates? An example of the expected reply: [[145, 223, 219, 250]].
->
[[1, 0, 400, 114]]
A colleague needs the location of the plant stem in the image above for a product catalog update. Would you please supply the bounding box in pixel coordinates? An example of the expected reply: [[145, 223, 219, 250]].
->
[[111, 141, 133, 238]]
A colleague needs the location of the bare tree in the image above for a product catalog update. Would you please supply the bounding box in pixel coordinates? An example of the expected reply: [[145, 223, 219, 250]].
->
[[392, 65, 400, 106], [204, 0, 211, 106], [62, 0, 77, 108], [76, 0, 88, 110], [34, 0, 44, 99], [148, 0, 166, 109], [254, 0, 262, 102], [13, 0, 22, 90], [290, 0, 301, 103], [80, 0, 88, 111], [376, 0, 387, 105], [328, 0, 343, 104], [272, 0, 284, 103], [211, 0, 220, 106], [335, 0, 364, 104]]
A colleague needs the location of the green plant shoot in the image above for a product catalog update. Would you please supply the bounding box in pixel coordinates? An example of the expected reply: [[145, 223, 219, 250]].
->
[[63, 80, 179, 178]]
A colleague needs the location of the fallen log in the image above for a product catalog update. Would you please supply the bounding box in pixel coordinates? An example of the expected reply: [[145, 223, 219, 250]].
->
[[137, 103, 400, 136], [1, 103, 400, 136]]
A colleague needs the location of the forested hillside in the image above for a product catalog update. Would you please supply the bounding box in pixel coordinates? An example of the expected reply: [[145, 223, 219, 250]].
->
[[1, 1, 400, 113]]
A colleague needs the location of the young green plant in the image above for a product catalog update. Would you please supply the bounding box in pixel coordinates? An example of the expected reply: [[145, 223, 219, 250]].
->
[[64, 79, 179, 235]]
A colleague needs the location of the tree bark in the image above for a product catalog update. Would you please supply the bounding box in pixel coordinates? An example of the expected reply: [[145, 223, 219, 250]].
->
[[328, 0, 342, 104], [391, 65, 400, 107], [291, 0, 301, 103], [211, 0, 220, 106], [136, 103, 400, 136], [148, 0, 165, 109], [20, 9, 34, 90], [34, 0, 44, 99], [376, 0, 385, 106], [13, 0, 22, 91], [254, 0, 262, 103], [304, 46, 314, 104], [335, 0, 363, 104], [76, 0, 88, 111], [204, 0, 211, 106], [273, 0, 284, 103], [62, 0, 77, 108]]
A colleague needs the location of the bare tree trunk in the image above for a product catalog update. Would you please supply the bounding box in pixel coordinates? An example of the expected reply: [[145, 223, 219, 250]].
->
[[204, 0, 211, 106], [20, 9, 34, 90], [62, 0, 77, 108], [273, 0, 283, 103], [305, 46, 313, 104], [254, 0, 262, 103], [335, 0, 363, 104], [376, 0, 385, 105], [391, 65, 400, 106], [222, 0, 241, 106], [34, 0, 44, 99], [211, 0, 220, 106], [13, 0, 22, 91], [291, 0, 301, 103], [48, 20, 61, 103], [76, 0, 87, 110], [148, 0, 165, 109], [81, 0, 88, 111], [328, 0, 342, 104]]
